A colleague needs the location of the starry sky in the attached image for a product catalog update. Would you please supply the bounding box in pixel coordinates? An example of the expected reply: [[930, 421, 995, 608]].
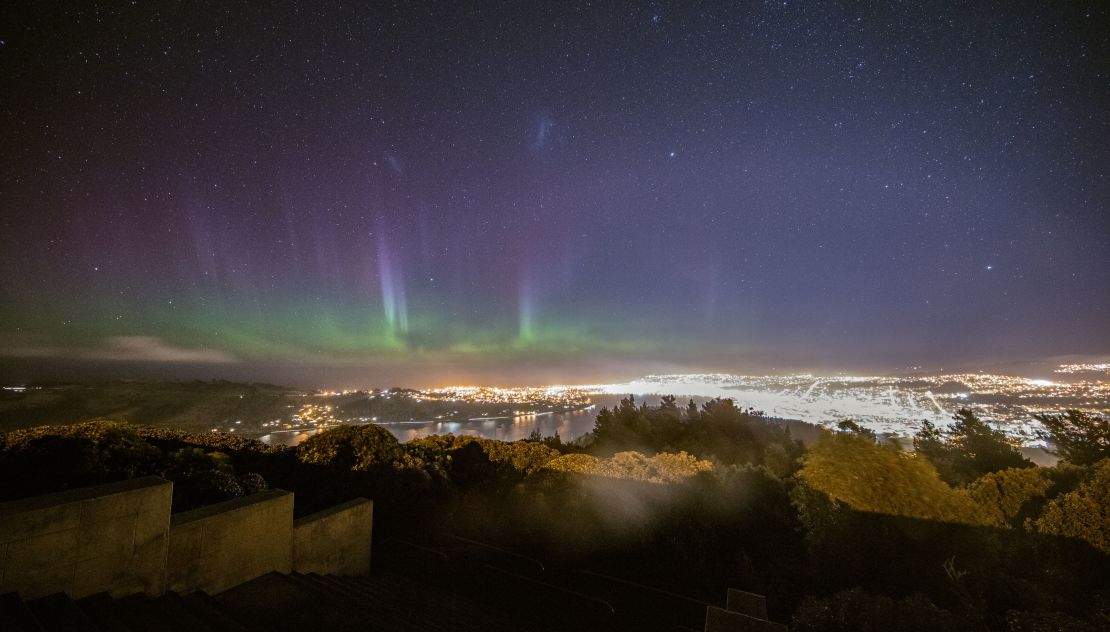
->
[[1, 2, 1108, 386]]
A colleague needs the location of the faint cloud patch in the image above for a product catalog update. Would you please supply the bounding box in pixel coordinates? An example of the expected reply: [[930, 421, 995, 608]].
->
[[87, 336, 238, 363], [0, 335, 237, 364]]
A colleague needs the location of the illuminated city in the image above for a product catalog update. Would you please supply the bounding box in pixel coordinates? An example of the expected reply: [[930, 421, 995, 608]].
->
[[233, 363, 1110, 446]]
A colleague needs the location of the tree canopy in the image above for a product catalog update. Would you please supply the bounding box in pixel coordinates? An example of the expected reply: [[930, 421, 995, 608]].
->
[[799, 430, 989, 525], [1034, 459, 1110, 553], [913, 409, 1031, 486], [1034, 410, 1110, 466]]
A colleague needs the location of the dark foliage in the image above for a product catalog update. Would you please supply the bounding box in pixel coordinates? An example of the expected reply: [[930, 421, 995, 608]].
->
[[914, 409, 1032, 486], [589, 395, 803, 469], [792, 588, 964, 632], [1033, 410, 1110, 466], [1, 402, 1107, 631]]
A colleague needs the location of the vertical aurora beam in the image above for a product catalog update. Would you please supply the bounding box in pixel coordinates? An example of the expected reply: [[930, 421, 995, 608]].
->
[[518, 274, 535, 344], [377, 232, 408, 344]]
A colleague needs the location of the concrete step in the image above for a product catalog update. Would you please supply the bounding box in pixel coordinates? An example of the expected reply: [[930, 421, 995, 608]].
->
[[295, 573, 368, 606], [212, 572, 371, 632], [25, 593, 89, 632], [113, 595, 177, 632], [474, 565, 616, 631], [441, 534, 547, 578], [151, 593, 220, 632], [375, 539, 454, 590], [343, 574, 398, 602], [73, 593, 129, 632], [0, 592, 44, 632], [180, 594, 249, 632], [568, 569, 713, 631], [356, 575, 495, 632], [285, 572, 425, 632], [301, 571, 537, 632], [311, 574, 425, 626], [367, 570, 550, 632]]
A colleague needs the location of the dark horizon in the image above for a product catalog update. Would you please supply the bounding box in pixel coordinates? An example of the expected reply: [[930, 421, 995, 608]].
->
[[2, 350, 1105, 391]]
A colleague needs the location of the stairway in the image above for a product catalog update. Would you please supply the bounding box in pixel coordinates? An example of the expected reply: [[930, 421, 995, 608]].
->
[[375, 535, 789, 631], [0, 571, 543, 632], [0, 536, 787, 631], [376, 535, 721, 631]]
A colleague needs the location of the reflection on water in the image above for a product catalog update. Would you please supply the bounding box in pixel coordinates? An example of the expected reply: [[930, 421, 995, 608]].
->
[[259, 430, 323, 446], [259, 408, 599, 447]]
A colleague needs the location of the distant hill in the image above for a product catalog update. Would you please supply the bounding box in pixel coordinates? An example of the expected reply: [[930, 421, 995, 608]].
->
[[0, 380, 299, 435], [0, 380, 587, 439]]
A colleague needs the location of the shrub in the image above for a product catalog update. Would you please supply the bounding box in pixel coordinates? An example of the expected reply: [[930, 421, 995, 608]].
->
[[799, 430, 989, 525], [1034, 459, 1110, 553], [914, 410, 1031, 486], [296, 424, 403, 470], [541, 450, 713, 483], [0, 420, 160, 499], [968, 466, 1057, 528], [792, 588, 963, 632], [1034, 410, 1110, 466]]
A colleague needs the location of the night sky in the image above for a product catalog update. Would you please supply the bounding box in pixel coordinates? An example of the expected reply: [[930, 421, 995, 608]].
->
[[1, 2, 1108, 386]]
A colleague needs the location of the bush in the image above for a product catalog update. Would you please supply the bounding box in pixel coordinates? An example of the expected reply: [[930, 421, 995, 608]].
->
[[1006, 609, 1107, 632], [0, 421, 160, 499], [1034, 410, 1110, 466], [540, 450, 714, 483], [296, 424, 403, 470], [1034, 459, 1110, 553], [914, 410, 1032, 486], [798, 430, 989, 525], [968, 467, 1057, 528], [542, 452, 604, 475], [791, 588, 963, 632]]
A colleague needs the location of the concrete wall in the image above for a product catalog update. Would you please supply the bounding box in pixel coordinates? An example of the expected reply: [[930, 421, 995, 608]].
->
[[726, 589, 768, 620], [167, 489, 293, 595], [704, 606, 788, 632], [293, 498, 373, 576], [1, 480, 371, 599], [0, 477, 172, 599]]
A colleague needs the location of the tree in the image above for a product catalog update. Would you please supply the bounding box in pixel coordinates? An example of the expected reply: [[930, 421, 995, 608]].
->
[[590, 396, 652, 453], [1033, 410, 1110, 466], [1034, 459, 1110, 553], [966, 466, 1056, 528], [296, 424, 403, 470], [762, 442, 796, 478], [799, 430, 988, 525], [407, 433, 559, 477], [836, 419, 876, 440], [913, 410, 1031, 486]]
